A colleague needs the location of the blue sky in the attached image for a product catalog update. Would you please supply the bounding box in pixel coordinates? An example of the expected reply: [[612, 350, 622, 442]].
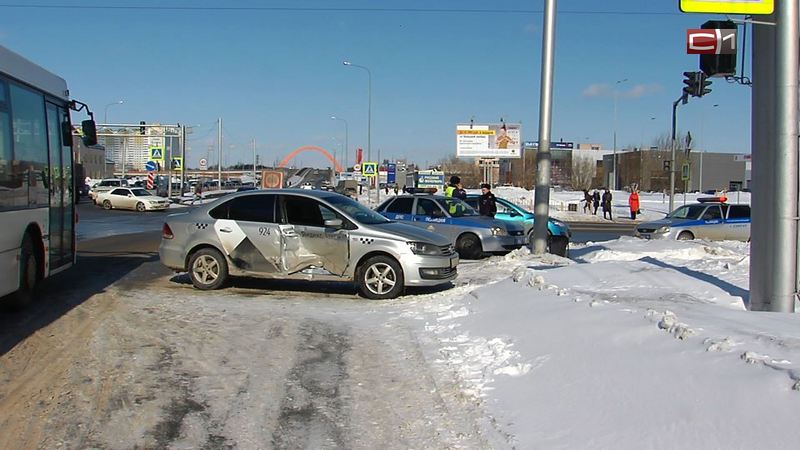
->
[[0, 0, 752, 169]]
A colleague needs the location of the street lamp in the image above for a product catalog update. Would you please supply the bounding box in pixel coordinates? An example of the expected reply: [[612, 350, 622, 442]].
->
[[699, 104, 719, 193], [342, 61, 371, 163], [612, 78, 627, 190], [330, 115, 349, 170], [103, 100, 124, 124]]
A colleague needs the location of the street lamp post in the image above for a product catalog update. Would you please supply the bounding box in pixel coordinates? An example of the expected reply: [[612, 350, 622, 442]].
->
[[343, 61, 371, 162], [331, 116, 349, 170], [699, 104, 719, 193], [612, 78, 627, 190], [103, 100, 124, 124]]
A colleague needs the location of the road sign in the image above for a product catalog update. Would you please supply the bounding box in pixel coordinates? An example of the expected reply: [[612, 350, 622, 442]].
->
[[144, 160, 157, 172], [149, 147, 164, 162], [353, 163, 361, 172], [171, 157, 183, 172], [387, 163, 396, 184], [682, 163, 691, 181], [261, 170, 284, 189], [199, 158, 208, 171], [362, 162, 378, 177], [680, 0, 773, 15]]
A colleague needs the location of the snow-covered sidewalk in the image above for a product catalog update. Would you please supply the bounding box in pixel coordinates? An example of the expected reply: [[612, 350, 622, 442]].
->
[[395, 237, 799, 449]]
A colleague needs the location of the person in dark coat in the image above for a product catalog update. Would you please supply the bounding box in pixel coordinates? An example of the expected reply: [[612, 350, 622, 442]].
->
[[592, 190, 601, 215], [601, 188, 613, 220], [581, 189, 592, 213], [478, 183, 497, 217]]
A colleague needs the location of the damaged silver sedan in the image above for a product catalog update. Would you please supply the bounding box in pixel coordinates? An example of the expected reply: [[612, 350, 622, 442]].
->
[[159, 189, 459, 299]]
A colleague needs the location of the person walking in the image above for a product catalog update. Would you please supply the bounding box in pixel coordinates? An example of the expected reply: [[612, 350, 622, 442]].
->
[[445, 175, 467, 200], [601, 188, 613, 220], [628, 189, 640, 220], [581, 189, 592, 214], [592, 190, 601, 215], [478, 183, 497, 217]]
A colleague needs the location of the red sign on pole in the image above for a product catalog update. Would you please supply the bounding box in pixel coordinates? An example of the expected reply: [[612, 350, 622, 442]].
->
[[356, 148, 363, 164]]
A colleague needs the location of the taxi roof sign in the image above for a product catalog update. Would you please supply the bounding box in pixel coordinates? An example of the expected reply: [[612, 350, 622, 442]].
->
[[680, 0, 773, 15]]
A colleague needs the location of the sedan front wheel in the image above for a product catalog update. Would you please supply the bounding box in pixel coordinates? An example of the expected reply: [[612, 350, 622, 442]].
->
[[358, 255, 404, 300]]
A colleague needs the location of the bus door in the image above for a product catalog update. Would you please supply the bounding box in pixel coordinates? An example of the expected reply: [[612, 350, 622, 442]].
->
[[46, 102, 73, 270]]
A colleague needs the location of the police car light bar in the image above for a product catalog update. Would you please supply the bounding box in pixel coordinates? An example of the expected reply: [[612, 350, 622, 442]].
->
[[697, 196, 727, 203], [406, 187, 438, 194]]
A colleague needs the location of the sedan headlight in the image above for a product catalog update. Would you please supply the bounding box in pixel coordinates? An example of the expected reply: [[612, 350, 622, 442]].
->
[[657, 226, 671, 233], [407, 241, 441, 256], [490, 227, 508, 236]]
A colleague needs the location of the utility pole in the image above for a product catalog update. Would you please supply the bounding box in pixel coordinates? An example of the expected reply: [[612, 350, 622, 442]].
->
[[532, 0, 557, 254], [252, 138, 257, 181], [669, 94, 686, 213], [217, 118, 222, 190], [750, 0, 798, 312]]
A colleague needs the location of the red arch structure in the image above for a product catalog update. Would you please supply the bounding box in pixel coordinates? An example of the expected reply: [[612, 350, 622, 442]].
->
[[278, 145, 344, 172]]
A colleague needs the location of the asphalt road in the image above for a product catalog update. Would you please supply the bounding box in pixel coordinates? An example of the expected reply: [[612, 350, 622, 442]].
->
[[566, 220, 638, 243]]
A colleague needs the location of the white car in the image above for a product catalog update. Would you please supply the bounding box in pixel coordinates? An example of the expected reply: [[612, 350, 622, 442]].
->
[[96, 187, 170, 212], [89, 178, 128, 203]]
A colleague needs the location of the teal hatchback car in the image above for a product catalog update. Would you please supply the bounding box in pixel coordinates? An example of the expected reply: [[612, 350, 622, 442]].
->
[[464, 195, 571, 256]]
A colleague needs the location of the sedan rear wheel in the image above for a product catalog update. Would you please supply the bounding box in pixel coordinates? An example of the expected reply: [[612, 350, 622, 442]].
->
[[358, 255, 404, 300], [136, 202, 146, 212], [188, 248, 228, 290]]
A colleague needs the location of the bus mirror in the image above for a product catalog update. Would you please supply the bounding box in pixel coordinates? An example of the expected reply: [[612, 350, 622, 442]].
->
[[81, 120, 98, 146]]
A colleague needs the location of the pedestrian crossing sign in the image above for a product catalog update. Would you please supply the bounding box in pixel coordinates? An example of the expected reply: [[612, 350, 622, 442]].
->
[[171, 157, 183, 172], [149, 147, 164, 162], [362, 162, 378, 178]]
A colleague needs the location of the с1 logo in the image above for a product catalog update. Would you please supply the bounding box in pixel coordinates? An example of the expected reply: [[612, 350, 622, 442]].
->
[[686, 28, 737, 54]]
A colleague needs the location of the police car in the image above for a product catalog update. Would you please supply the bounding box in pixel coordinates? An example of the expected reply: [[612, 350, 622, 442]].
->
[[635, 197, 750, 241], [159, 189, 459, 300], [463, 194, 571, 257], [375, 190, 527, 259]]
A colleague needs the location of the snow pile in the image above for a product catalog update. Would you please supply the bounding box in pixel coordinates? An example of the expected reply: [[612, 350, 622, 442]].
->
[[403, 237, 800, 449]]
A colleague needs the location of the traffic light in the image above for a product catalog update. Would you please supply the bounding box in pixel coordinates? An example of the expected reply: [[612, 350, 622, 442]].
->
[[663, 160, 672, 172], [697, 72, 712, 97], [700, 20, 737, 77], [682, 71, 699, 98], [139, 121, 146, 135]]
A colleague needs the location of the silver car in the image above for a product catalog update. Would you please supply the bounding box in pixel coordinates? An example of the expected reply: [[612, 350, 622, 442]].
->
[[159, 189, 459, 299], [376, 193, 527, 259], [635, 199, 751, 241]]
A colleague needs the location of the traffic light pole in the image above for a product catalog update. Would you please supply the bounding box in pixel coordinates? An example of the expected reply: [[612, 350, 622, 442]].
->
[[669, 93, 687, 213], [750, 0, 798, 312]]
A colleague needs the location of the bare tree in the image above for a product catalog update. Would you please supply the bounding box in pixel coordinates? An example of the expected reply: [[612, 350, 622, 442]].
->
[[570, 155, 596, 190]]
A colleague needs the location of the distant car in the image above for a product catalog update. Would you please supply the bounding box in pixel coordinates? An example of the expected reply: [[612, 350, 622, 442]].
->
[[464, 194, 571, 256], [236, 186, 258, 192], [159, 189, 458, 299], [301, 182, 314, 190], [635, 197, 750, 241], [95, 187, 170, 212], [375, 192, 526, 259], [89, 178, 129, 203]]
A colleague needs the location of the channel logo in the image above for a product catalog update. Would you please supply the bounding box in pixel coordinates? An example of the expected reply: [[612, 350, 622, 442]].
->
[[687, 29, 737, 54]]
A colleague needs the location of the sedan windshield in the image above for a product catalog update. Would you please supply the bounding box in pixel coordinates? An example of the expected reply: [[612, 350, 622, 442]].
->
[[131, 189, 152, 197], [323, 194, 392, 224], [667, 204, 706, 220], [435, 198, 478, 217]]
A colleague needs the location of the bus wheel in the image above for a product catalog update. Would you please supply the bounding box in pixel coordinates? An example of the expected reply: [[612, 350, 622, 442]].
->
[[10, 236, 38, 309]]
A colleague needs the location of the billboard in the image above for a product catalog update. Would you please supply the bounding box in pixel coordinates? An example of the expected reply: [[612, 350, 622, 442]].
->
[[261, 170, 284, 189], [456, 123, 521, 158], [415, 170, 445, 190]]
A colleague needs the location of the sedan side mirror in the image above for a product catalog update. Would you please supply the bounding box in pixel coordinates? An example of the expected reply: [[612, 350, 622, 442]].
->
[[324, 218, 343, 228]]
